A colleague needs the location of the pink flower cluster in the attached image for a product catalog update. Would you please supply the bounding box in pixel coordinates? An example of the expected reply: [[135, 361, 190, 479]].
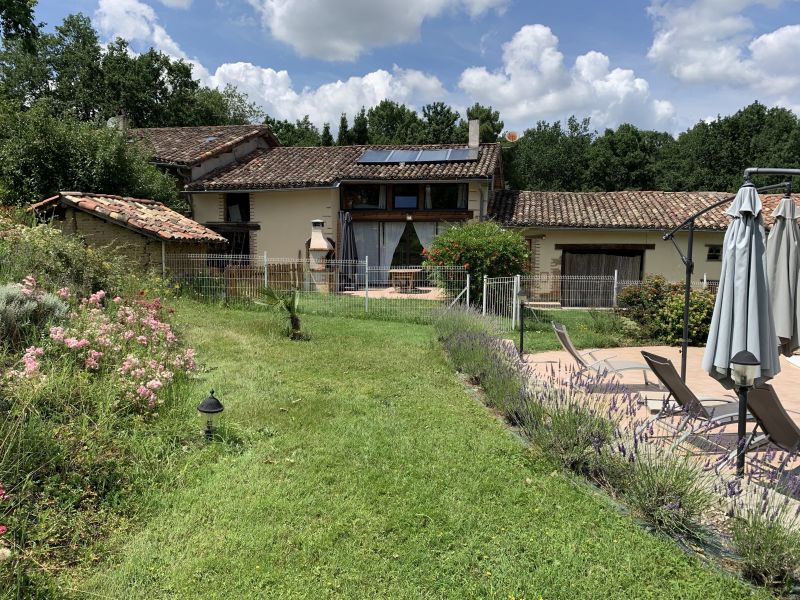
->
[[17, 289, 197, 413], [11, 346, 44, 378]]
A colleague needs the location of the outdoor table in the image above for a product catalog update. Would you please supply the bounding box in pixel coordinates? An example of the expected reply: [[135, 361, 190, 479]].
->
[[389, 268, 421, 292]]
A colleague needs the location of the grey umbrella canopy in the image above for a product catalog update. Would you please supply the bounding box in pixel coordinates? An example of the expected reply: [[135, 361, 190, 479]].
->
[[702, 182, 781, 388], [766, 193, 800, 356], [338, 211, 359, 289]]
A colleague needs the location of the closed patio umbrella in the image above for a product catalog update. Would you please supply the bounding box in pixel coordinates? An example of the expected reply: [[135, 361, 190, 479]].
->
[[702, 181, 780, 387], [766, 190, 800, 356], [702, 181, 780, 477], [338, 211, 358, 290]]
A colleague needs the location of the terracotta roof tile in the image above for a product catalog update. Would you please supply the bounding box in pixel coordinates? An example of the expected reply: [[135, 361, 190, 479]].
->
[[187, 143, 501, 191], [488, 190, 799, 231], [128, 125, 279, 166], [30, 192, 227, 243]]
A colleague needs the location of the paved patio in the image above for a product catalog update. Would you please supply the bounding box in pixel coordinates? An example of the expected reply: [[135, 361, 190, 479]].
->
[[524, 344, 800, 423]]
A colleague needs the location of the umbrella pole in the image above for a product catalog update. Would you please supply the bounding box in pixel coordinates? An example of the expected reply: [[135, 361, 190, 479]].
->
[[680, 220, 695, 381], [736, 385, 749, 478]]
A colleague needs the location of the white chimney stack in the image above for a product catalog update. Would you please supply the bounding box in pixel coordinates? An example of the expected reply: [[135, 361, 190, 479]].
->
[[308, 219, 332, 272], [468, 119, 480, 149]]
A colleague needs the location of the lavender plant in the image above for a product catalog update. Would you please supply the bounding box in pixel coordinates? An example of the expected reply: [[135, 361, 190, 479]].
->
[[725, 455, 800, 589]]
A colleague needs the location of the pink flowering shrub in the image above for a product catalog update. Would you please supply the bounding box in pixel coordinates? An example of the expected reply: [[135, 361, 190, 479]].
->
[[9, 291, 197, 413]]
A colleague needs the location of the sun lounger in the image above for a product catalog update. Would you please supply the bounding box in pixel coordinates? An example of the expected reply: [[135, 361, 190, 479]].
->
[[551, 321, 655, 386]]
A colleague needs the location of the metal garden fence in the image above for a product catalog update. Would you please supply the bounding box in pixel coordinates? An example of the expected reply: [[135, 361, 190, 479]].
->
[[164, 254, 469, 324], [482, 272, 719, 330]]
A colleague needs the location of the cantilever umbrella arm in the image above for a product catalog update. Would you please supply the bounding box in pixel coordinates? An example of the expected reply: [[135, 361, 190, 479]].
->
[[662, 170, 798, 383]]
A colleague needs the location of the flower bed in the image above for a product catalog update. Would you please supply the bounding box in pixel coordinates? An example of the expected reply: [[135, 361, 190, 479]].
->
[[0, 277, 199, 595]]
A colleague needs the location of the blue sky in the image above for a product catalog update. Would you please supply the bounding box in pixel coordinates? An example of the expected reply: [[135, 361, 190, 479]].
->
[[37, 0, 800, 134]]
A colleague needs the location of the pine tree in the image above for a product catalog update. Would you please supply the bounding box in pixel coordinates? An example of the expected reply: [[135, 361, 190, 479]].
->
[[320, 122, 334, 146], [337, 113, 350, 145], [351, 107, 369, 145]]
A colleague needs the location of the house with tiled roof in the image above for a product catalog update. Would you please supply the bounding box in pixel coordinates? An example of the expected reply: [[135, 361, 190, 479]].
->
[[185, 121, 503, 263], [487, 189, 794, 282], [31, 192, 227, 268], [128, 124, 280, 186]]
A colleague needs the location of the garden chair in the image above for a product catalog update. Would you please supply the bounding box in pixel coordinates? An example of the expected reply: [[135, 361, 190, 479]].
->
[[639, 351, 764, 454], [551, 321, 655, 386]]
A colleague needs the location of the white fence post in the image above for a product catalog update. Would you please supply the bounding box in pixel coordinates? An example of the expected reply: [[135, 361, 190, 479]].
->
[[703, 273, 707, 289], [364, 256, 369, 313], [482, 276, 487, 315], [263, 251, 268, 288], [512, 274, 520, 330], [612, 269, 618, 307], [465, 273, 470, 307]]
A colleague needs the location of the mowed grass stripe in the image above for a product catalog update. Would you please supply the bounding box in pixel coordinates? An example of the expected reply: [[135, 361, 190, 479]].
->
[[73, 303, 764, 599]]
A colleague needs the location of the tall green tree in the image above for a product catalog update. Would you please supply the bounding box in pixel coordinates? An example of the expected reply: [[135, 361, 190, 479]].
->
[[50, 14, 102, 121], [320, 122, 334, 146], [367, 100, 424, 145], [351, 107, 368, 144], [421, 101, 460, 144], [0, 0, 39, 51], [506, 116, 593, 191], [0, 99, 178, 207], [456, 103, 504, 143], [265, 115, 322, 146], [336, 113, 350, 145], [587, 124, 674, 191]]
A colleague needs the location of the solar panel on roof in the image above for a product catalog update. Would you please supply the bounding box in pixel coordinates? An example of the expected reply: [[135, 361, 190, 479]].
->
[[388, 150, 421, 162], [357, 147, 479, 164], [447, 148, 479, 161], [357, 149, 392, 163], [417, 149, 450, 162]]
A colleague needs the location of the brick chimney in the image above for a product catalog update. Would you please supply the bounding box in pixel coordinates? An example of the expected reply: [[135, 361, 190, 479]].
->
[[468, 119, 480, 149]]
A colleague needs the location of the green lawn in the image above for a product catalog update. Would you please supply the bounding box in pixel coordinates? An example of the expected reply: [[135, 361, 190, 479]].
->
[[69, 302, 761, 599]]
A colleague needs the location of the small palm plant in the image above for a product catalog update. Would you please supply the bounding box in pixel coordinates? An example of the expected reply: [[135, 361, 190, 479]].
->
[[259, 287, 304, 340]]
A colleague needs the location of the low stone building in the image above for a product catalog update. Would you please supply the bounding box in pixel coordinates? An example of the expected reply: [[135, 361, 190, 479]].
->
[[30, 191, 227, 268], [488, 189, 792, 282]]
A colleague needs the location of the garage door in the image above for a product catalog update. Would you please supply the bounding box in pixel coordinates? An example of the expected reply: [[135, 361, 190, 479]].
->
[[561, 248, 643, 307]]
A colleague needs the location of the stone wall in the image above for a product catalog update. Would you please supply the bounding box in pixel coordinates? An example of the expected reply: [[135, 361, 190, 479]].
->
[[57, 208, 209, 268]]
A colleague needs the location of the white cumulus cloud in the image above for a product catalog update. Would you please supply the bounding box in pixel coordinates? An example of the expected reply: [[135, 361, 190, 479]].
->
[[458, 24, 675, 130], [246, 0, 508, 61], [209, 63, 448, 125], [156, 0, 193, 8], [647, 0, 800, 95]]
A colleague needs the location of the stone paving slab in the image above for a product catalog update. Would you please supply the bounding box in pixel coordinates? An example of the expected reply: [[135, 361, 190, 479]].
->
[[524, 344, 800, 423]]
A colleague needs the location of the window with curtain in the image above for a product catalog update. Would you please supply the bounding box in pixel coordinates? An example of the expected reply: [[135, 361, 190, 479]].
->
[[341, 184, 386, 210], [393, 184, 418, 210], [424, 184, 467, 210]]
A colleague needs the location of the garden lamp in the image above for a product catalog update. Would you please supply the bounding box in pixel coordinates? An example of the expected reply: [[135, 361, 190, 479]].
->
[[730, 350, 759, 388], [198, 389, 224, 440], [517, 289, 528, 357], [730, 350, 759, 478]]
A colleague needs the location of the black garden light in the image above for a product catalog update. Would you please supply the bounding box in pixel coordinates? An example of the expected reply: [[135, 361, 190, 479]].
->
[[198, 389, 224, 440], [517, 289, 528, 357], [730, 350, 759, 478]]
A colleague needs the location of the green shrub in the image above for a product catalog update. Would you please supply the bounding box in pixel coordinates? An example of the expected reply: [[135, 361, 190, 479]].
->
[[624, 446, 714, 537], [658, 288, 716, 346], [424, 221, 528, 304], [433, 307, 499, 342], [732, 513, 800, 589], [0, 278, 67, 351], [617, 276, 715, 345], [0, 219, 128, 295]]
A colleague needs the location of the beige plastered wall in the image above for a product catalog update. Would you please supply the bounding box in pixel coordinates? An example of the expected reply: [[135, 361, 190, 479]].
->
[[249, 188, 336, 258], [518, 227, 725, 281]]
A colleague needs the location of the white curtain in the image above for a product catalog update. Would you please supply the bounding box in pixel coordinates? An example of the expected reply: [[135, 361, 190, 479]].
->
[[413, 222, 437, 252], [380, 222, 406, 269], [353, 222, 380, 265]]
